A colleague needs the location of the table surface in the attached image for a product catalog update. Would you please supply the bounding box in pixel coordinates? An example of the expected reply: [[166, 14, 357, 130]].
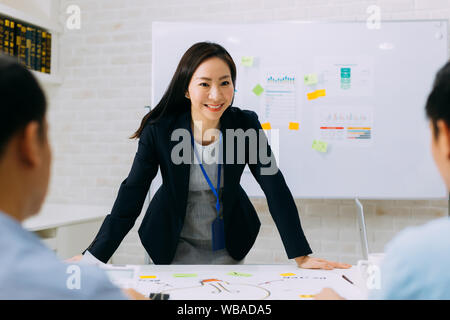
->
[[22, 203, 109, 231]]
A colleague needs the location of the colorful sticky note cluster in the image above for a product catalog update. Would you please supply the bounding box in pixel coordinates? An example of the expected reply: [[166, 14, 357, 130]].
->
[[261, 122, 272, 130], [252, 84, 264, 96], [227, 272, 252, 277], [288, 122, 299, 130], [312, 139, 328, 153], [303, 73, 318, 85], [307, 89, 326, 100], [241, 56, 254, 67]]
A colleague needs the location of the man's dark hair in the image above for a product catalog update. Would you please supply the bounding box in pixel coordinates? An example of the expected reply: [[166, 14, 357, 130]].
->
[[0, 55, 47, 158], [426, 60, 450, 139]]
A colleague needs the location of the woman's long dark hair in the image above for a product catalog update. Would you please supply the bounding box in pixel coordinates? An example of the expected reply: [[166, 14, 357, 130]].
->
[[130, 42, 237, 139]]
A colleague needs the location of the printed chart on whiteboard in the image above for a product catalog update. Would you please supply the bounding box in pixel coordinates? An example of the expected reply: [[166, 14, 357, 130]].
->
[[313, 56, 374, 97], [314, 106, 374, 146], [260, 70, 299, 127]]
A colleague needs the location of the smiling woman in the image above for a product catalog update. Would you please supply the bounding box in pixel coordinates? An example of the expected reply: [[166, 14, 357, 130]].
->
[[186, 57, 235, 145], [76, 42, 351, 270], [130, 42, 237, 140]]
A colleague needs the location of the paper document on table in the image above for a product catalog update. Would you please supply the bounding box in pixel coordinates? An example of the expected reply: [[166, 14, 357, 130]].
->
[[132, 266, 364, 300], [79, 251, 141, 290]]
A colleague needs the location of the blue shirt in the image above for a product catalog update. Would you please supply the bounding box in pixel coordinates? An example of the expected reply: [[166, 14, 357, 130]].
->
[[370, 217, 450, 300], [0, 211, 127, 299]]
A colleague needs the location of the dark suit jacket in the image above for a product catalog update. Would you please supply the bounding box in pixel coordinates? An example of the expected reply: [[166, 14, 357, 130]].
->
[[86, 107, 312, 264]]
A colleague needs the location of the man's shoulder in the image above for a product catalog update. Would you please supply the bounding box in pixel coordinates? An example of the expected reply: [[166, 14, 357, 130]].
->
[[379, 218, 450, 299], [0, 221, 125, 299], [386, 217, 450, 255], [3, 258, 126, 299]]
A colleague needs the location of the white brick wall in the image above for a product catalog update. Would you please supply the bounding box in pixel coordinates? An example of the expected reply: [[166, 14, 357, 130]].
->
[[47, 0, 449, 265]]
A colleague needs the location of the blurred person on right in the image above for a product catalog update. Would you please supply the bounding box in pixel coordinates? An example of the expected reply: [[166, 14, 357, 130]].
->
[[316, 61, 450, 300]]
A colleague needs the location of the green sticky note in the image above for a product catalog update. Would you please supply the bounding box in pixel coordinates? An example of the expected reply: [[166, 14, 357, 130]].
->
[[304, 73, 318, 85], [227, 271, 252, 277], [241, 56, 254, 67], [252, 84, 264, 96], [173, 273, 197, 278], [312, 139, 328, 153]]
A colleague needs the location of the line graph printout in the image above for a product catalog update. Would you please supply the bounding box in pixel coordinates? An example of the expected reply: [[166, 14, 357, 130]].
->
[[260, 71, 299, 127]]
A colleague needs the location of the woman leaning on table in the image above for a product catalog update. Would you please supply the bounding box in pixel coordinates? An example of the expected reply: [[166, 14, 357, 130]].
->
[[69, 42, 351, 270]]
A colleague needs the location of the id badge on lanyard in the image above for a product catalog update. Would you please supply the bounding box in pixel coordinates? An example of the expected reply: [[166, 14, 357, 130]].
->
[[190, 129, 225, 251]]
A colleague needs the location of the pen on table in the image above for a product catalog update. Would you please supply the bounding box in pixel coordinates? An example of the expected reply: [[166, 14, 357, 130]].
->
[[342, 274, 354, 285]]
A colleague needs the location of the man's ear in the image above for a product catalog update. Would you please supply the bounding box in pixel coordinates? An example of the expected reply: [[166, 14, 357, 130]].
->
[[436, 119, 450, 160], [18, 121, 42, 168]]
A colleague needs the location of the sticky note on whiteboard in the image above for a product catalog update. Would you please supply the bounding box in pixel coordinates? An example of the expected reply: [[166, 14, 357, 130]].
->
[[252, 84, 264, 96], [307, 89, 326, 100], [241, 56, 254, 67], [312, 139, 328, 153], [261, 122, 272, 130], [288, 122, 299, 130], [316, 89, 326, 97], [304, 73, 318, 85]]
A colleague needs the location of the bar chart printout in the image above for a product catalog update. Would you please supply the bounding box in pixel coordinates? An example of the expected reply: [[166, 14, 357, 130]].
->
[[315, 106, 373, 146]]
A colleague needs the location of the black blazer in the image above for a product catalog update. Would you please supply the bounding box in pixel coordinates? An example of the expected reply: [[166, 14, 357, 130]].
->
[[86, 107, 312, 264]]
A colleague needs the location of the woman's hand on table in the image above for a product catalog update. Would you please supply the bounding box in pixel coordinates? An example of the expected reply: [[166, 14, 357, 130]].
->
[[314, 288, 345, 300], [123, 288, 150, 300], [294, 256, 352, 270], [65, 254, 83, 263]]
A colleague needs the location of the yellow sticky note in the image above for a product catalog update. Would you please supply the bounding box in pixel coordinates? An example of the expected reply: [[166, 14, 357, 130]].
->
[[288, 122, 299, 130], [307, 89, 326, 100], [241, 56, 254, 67], [140, 275, 157, 279], [261, 122, 272, 130], [307, 91, 318, 100], [312, 139, 328, 153], [281, 273, 296, 277], [299, 294, 315, 298], [316, 89, 326, 97]]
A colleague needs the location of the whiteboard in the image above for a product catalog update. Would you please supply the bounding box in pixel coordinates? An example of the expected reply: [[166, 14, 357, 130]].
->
[[151, 21, 448, 199]]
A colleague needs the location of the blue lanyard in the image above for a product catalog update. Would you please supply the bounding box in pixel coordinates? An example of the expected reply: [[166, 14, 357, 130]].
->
[[190, 129, 222, 216]]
